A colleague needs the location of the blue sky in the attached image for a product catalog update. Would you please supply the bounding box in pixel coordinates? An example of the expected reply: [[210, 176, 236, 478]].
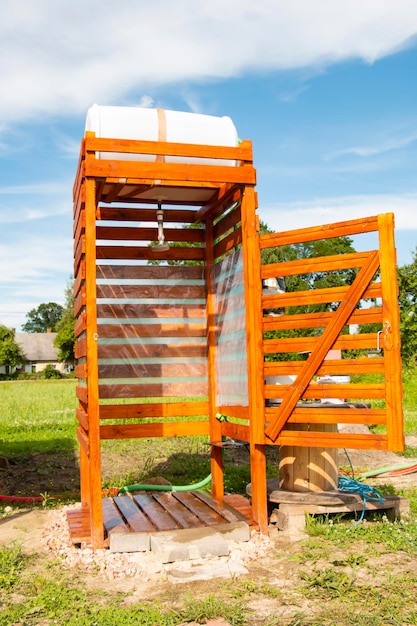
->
[[1, 1, 416, 330]]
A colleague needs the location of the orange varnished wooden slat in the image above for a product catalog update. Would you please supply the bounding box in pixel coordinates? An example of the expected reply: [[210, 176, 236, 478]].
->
[[97, 304, 206, 319], [154, 492, 202, 528], [84, 158, 257, 186], [172, 492, 224, 526], [265, 383, 385, 400], [96, 283, 204, 300], [98, 363, 207, 380], [75, 337, 87, 359], [263, 282, 381, 310], [76, 426, 89, 455], [96, 206, 199, 222], [213, 226, 243, 259], [260, 215, 380, 248], [261, 251, 372, 278], [74, 314, 86, 339], [217, 405, 249, 420], [75, 363, 87, 379], [212, 203, 242, 241], [66, 508, 92, 543], [73, 209, 85, 252], [264, 333, 384, 353], [100, 420, 210, 440], [85, 136, 253, 162], [74, 287, 86, 318], [99, 401, 209, 420], [262, 307, 383, 332], [96, 264, 203, 280], [98, 382, 208, 400], [195, 184, 242, 223], [276, 430, 388, 450], [221, 421, 250, 442], [76, 385, 88, 403], [96, 245, 204, 262], [76, 407, 89, 430], [96, 225, 204, 243], [267, 406, 387, 425], [112, 495, 155, 533], [97, 324, 207, 340], [264, 358, 385, 376], [98, 343, 206, 360], [132, 494, 179, 531]]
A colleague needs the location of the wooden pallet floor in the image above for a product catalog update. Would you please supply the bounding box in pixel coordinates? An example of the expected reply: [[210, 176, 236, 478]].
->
[[67, 491, 255, 548]]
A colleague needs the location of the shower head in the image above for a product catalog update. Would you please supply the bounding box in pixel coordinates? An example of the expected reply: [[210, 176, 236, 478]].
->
[[152, 203, 170, 253]]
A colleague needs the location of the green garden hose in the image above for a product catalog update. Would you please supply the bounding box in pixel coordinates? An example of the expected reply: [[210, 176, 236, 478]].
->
[[117, 473, 212, 495]]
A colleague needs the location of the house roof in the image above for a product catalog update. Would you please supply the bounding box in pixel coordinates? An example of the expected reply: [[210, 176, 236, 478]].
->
[[15, 332, 59, 362]]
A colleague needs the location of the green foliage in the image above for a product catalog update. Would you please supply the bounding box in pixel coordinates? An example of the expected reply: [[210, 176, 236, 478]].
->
[[22, 302, 64, 333], [259, 220, 358, 361], [43, 363, 63, 379], [0, 543, 25, 589], [55, 277, 76, 363], [397, 248, 417, 365], [0, 325, 24, 368]]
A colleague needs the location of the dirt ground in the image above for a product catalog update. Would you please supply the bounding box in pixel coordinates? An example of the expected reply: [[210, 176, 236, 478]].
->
[[1, 438, 417, 625]]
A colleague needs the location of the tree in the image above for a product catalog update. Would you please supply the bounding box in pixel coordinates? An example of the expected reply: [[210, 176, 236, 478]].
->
[[259, 220, 358, 361], [0, 325, 24, 369], [22, 302, 64, 333], [397, 249, 417, 365], [54, 279, 75, 363]]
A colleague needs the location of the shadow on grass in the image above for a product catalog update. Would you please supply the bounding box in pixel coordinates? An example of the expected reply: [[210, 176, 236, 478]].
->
[[1, 441, 80, 499]]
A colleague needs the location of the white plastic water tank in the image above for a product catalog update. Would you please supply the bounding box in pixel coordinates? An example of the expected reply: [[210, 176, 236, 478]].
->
[[85, 104, 239, 166]]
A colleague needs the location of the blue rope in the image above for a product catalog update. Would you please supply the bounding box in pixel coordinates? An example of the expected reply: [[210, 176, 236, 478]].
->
[[338, 475, 385, 523]]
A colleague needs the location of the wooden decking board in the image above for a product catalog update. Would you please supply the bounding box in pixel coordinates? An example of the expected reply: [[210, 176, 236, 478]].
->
[[132, 493, 180, 531], [102, 498, 129, 535], [113, 495, 155, 533], [192, 490, 248, 523], [172, 491, 225, 526], [67, 491, 253, 547], [154, 492, 202, 529]]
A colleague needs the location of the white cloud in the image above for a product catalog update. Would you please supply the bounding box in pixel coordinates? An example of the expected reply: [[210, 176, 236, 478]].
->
[[260, 192, 417, 233], [0, 182, 68, 196], [326, 132, 417, 160], [0, 234, 72, 329], [1, 1, 416, 123], [138, 95, 155, 109]]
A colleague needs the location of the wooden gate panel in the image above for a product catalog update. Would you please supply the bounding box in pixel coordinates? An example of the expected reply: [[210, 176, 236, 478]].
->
[[260, 213, 404, 451]]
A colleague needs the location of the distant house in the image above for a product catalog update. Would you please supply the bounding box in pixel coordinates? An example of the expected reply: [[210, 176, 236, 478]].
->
[[14, 331, 67, 374]]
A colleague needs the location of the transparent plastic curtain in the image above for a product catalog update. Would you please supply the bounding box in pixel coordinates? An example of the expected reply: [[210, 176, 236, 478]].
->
[[96, 264, 209, 399], [214, 249, 249, 406]]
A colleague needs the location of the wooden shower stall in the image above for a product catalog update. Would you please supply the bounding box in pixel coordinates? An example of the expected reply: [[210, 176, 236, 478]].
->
[[72, 108, 404, 548]]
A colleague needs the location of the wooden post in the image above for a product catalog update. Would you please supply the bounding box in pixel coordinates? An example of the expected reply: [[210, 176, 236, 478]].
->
[[241, 187, 268, 532], [378, 213, 404, 452], [205, 219, 224, 500], [84, 175, 104, 549]]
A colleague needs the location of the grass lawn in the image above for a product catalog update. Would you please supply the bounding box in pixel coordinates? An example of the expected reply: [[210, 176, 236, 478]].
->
[[0, 369, 417, 625]]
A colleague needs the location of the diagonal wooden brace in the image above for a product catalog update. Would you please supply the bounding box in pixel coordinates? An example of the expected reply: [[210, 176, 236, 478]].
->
[[264, 250, 380, 442]]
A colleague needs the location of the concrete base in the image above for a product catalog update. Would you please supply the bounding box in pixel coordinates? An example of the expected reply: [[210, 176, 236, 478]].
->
[[166, 558, 249, 583], [110, 520, 250, 561]]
